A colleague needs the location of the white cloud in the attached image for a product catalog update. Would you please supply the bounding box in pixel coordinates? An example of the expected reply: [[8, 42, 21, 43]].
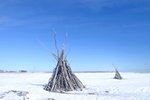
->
[[73, 0, 150, 11]]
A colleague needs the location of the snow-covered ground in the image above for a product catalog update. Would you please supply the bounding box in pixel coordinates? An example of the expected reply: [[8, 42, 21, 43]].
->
[[0, 72, 150, 100]]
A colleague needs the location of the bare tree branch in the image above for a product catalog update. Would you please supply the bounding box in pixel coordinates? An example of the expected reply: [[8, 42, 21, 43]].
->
[[112, 63, 117, 70], [50, 51, 58, 61], [37, 38, 58, 61], [62, 32, 68, 50], [53, 31, 59, 57]]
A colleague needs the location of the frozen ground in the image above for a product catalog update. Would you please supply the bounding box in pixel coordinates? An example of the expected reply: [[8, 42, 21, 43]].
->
[[0, 72, 150, 100]]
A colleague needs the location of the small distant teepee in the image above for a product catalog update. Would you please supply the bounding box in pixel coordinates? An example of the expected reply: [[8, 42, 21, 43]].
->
[[44, 32, 85, 92], [114, 68, 122, 80]]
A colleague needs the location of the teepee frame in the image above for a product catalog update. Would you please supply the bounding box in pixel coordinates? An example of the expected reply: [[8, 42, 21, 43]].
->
[[44, 32, 85, 92], [114, 68, 122, 80]]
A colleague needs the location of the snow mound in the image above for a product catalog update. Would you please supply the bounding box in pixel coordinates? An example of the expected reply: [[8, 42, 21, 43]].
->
[[36, 98, 55, 100], [0, 90, 29, 100], [135, 87, 150, 93]]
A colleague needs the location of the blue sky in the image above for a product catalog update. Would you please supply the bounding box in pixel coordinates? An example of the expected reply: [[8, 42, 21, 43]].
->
[[0, 0, 150, 72]]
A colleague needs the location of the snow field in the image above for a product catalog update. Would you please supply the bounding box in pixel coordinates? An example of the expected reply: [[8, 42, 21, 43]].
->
[[0, 72, 150, 100]]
